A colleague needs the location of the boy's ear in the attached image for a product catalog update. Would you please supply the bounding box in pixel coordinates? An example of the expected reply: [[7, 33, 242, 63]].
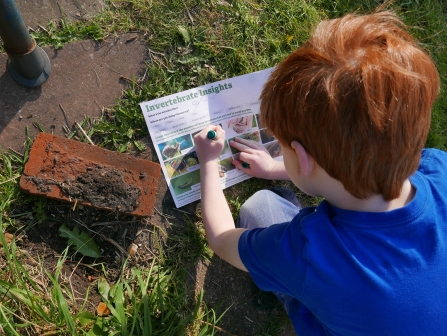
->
[[290, 141, 313, 177]]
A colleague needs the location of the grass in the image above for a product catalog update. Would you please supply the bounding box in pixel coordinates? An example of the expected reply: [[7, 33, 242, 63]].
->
[[0, 0, 446, 334]]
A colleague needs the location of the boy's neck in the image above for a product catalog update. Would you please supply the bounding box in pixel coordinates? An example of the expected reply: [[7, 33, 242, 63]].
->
[[317, 170, 415, 213]]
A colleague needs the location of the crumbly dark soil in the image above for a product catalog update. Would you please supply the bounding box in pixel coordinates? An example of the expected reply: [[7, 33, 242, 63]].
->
[[26, 166, 141, 213]]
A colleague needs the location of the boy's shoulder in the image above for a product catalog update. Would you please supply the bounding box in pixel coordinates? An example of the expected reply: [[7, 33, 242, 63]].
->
[[419, 148, 447, 173]]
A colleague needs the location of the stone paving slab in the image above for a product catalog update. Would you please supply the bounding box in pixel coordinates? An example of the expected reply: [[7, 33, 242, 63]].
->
[[15, 0, 104, 28], [0, 33, 146, 153]]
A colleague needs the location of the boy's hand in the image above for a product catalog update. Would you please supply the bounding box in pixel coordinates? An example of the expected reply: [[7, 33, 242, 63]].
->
[[230, 137, 277, 179], [194, 125, 225, 164]]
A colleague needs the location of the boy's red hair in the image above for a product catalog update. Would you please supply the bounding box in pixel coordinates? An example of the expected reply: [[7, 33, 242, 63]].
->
[[261, 11, 440, 200]]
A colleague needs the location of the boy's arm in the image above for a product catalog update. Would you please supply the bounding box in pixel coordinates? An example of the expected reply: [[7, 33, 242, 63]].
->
[[200, 159, 248, 271], [194, 126, 248, 271]]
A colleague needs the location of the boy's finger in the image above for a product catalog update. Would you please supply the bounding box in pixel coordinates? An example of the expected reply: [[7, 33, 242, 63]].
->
[[232, 159, 250, 171], [230, 140, 254, 153], [238, 152, 252, 164], [234, 137, 262, 149]]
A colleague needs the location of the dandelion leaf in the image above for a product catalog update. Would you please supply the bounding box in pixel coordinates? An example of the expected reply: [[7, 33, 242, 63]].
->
[[59, 224, 101, 258], [178, 26, 190, 43]]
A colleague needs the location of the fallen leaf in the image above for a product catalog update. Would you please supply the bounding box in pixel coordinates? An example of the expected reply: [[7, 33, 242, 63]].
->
[[0, 233, 14, 246], [96, 302, 111, 316]]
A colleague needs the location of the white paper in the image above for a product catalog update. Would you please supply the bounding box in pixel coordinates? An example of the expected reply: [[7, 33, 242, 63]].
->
[[140, 68, 283, 208]]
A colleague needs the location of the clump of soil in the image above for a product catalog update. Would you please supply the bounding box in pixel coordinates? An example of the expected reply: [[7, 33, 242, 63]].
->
[[27, 166, 141, 212]]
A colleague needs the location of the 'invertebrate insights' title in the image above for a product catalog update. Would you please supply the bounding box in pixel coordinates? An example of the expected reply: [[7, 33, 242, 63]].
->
[[145, 82, 233, 112]]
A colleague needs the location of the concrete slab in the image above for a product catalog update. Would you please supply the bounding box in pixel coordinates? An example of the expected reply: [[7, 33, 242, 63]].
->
[[0, 33, 146, 153], [15, 0, 104, 28]]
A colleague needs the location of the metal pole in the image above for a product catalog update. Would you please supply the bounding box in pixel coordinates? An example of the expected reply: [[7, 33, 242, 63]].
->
[[0, 0, 51, 87]]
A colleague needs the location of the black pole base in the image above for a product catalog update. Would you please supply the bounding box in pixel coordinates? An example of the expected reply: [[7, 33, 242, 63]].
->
[[7, 46, 51, 87]]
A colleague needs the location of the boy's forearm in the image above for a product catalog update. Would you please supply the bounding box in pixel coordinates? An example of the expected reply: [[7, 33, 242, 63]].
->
[[200, 160, 236, 244], [200, 161, 248, 271]]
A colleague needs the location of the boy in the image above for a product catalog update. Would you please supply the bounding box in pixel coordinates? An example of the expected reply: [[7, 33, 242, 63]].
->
[[193, 11, 445, 335]]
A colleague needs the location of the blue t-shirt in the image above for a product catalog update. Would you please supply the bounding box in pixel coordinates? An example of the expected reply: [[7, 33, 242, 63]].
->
[[239, 149, 447, 335]]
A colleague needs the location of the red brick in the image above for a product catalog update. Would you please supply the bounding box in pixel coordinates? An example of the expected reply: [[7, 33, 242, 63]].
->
[[19, 133, 161, 217]]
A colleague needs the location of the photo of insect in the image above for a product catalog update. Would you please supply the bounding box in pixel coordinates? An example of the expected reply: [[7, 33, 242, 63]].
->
[[218, 165, 228, 177], [171, 169, 201, 196], [164, 151, 200, 178], [178, 177, 193, 188], [170, 157, 188, 174], [217, 157, 236, 177]]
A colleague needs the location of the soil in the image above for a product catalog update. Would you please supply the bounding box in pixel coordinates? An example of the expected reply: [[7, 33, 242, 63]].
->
[[27, 166, 142, 213], [14, 135, 296, 336], [19, 133, 160, 217]]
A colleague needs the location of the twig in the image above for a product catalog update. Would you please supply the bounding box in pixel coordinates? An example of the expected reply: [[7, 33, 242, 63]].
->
[[119, 76, 143, 90], [94, 99, 103, 115], [91, 220, 140, 227], [199, 321, 236, 335], [8, 147, 23, 158], [154, 207, 177, 220], [63, 125, 71, 137], [0, 175, 20, 185], [93, 69, 101, 88], [182, 0, 194, 23], [122, 228, 127, 249], [104, 63, 121, 75], [38, 24, 48, 33], [100, 234, 128, 256], [149, 54, 168, 69], [33, 121, 45, 132], [72, 199, 78, 211], [172, 208, 193, 215], [147, 48, 165, 56], [63, 260, 101, 273], [144, 244, 160, 261], [75, 122, 95, 145], [59, 104, 71, 128], [135, 229, 153, 237]]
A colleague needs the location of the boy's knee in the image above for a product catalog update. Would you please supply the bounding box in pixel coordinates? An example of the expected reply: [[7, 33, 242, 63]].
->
[[238, 189, 300, 229], [240, 190, 275, 214]]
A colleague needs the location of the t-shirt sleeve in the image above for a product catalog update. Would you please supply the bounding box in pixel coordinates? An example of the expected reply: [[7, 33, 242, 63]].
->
[[419, 148, 447, 176], [238, 219, 307, 299]]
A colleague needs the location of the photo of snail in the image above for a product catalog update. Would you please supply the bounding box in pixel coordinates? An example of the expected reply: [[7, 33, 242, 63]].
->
[[171, 170, 201, 196], [158, 135, 194, 160], [164, 151, 199, 178]]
